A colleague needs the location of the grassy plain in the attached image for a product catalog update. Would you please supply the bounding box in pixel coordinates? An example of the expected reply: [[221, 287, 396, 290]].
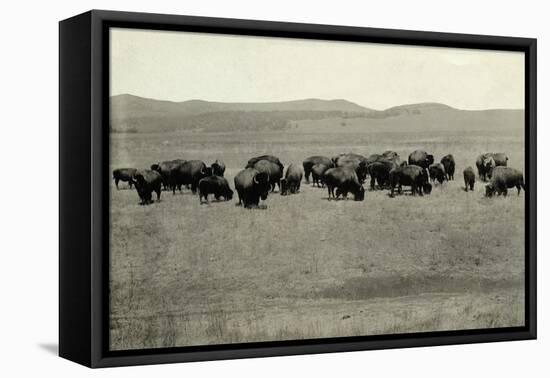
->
[[109, 126, 525, 350]]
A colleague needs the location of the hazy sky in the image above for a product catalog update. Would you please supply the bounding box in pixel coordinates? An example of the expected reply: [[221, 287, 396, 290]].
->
[[110, 28, 524, 110]]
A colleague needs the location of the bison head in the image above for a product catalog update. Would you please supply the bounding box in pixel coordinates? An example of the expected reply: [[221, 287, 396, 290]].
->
[[279, 178, 289, 196], [150, 163, 160, 172], [354, 186, 365, 201], [426, 154, 434, 166], [253, 172, 270, 200], [224, 188, 234, 201], [485, 183, 496, 197], [423, 183, 432, 195]]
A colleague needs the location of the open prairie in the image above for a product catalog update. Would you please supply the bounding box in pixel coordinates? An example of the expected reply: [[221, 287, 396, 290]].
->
[[109, 125, 525, 350]]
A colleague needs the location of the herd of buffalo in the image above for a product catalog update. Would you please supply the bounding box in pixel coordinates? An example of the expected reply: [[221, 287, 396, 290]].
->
[[112, 150, 525, 207]]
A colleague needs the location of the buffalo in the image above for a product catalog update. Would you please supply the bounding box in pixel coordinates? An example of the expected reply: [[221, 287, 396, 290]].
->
[[254, 159, 283, 192], [389, 165, 432, 197], [234, 168, 271, 208], [280, 164, 303, 195], [246, 155, 284, 171], [441, 154, 455, 180], [112, 168, 137, 189], [408, 150, 434, 170], [332, 153, 369, 183], [476, 152, 509, 181], [367, 160, 394, 190], [428, 163, 446, 184], [198, 175, 233, 203], [211, 159, 226, 177], [303, 156, 333, 183], [130, 170, 162, 205], [311, 163, 331, 187], [170, 160, 208, 194], [463, 166, 476, 192], [485, 167, 525, 197], [151, 159, 186, 190], [323, 166, 365, 201]]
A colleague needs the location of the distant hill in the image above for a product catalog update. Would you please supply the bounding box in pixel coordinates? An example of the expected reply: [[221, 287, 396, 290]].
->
[[109, 94, 523, 133], [110, 94, 372, 133]]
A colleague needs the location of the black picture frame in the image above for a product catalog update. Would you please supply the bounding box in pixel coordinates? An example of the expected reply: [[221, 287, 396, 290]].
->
[[59, 9, 537, 368]]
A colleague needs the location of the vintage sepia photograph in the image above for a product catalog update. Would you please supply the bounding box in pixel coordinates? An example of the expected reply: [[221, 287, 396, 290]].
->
[[108, 27, 526, 351]]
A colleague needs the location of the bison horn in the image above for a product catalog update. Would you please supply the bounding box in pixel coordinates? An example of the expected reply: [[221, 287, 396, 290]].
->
[[253, 174, 259, 184]]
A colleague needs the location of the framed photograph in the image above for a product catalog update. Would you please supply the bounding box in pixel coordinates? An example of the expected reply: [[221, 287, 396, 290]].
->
[[59, 10, 536, 368]]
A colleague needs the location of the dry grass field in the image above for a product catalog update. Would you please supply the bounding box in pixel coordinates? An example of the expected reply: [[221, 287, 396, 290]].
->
[[109, 125, 525, 350]]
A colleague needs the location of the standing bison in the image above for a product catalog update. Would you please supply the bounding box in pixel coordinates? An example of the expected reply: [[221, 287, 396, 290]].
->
[[332, 153, 369, 183], [151, 159, 186, 190], [440, 154, 455, 180], [246, 155, 284, 171], [112, 168, 137, 189], [485, 167, 525, 197], [463, 166, 476, 192], [253, 159, 284, 192], [234, 168, 271, 208], [323, 167, 365, 201], [408, 150, 434, 170], [476, 152, 509, 181], [428, 163, 446, 184], [303, 156, 333, 183], [211, 159, 226, 177], [170, 160, 208, 194], [389, 165, 432, 197], [311, 163, 331, 187], [198, 175, 233, 203], [280, 164, 303, 195], [130, 170, 162, 205], [367, 160, 394, 190]]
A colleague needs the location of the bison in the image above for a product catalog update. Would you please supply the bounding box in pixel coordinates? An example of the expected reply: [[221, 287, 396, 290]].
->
[[246, 155, 284, 171], [170, 160, 208, 194], [463, 166, 476, 192], [485, 167, 525, 197], [280, 164, 303, 195], [253, 159, 284, 192], [476, 152, 509, 181], [440, 154, 455, 180], [408, 150, 434, 170], [311, 163, 331, 187], [151, 159, 186, 190], [198, 175, 233, 203], [332, 153, 369, 183], [303, 156, 333, 183], [428, 163, 446, 184], [389, 165, 432, 197], [234, 168, 271, 208], [367, 160, 394, 190], [323, 166, 365, 201], [130, 170, 162, 205], [211, 159, 226, 177], [112, 168, 137, 189]]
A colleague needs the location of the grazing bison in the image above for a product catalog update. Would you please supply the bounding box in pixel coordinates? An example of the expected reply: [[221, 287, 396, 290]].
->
[[303, 156, 333, 183], [171, 160, 208, 194], [211, 159, 226, 177], [112, 168, 137, 189], [246, 155, 284, 172], [311, 163, 331, 187], [234, 168, 271, 208], [389, 165, 432, 197], [476, 152, 509, 181], [254, 159, 284, 192], [428, 163, 446, 184], [463, 166, 476, 192], [198, 175, 233, 203], [408, 150, 434, 170], [131, 170, 162, 205], [323, 167, 365, 201], [151, 159, 186, 190], [367, 160, 394, 190], [280, 164, 303, 195], [441, 154, 455, 180], [332, 153, 369, 183], [485, 167, 525, 197]]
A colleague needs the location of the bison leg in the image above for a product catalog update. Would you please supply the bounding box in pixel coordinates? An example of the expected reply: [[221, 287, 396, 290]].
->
[[114, 178, 119, 190], [155, 187, 161, 201], [128, 180, 133, 189]]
